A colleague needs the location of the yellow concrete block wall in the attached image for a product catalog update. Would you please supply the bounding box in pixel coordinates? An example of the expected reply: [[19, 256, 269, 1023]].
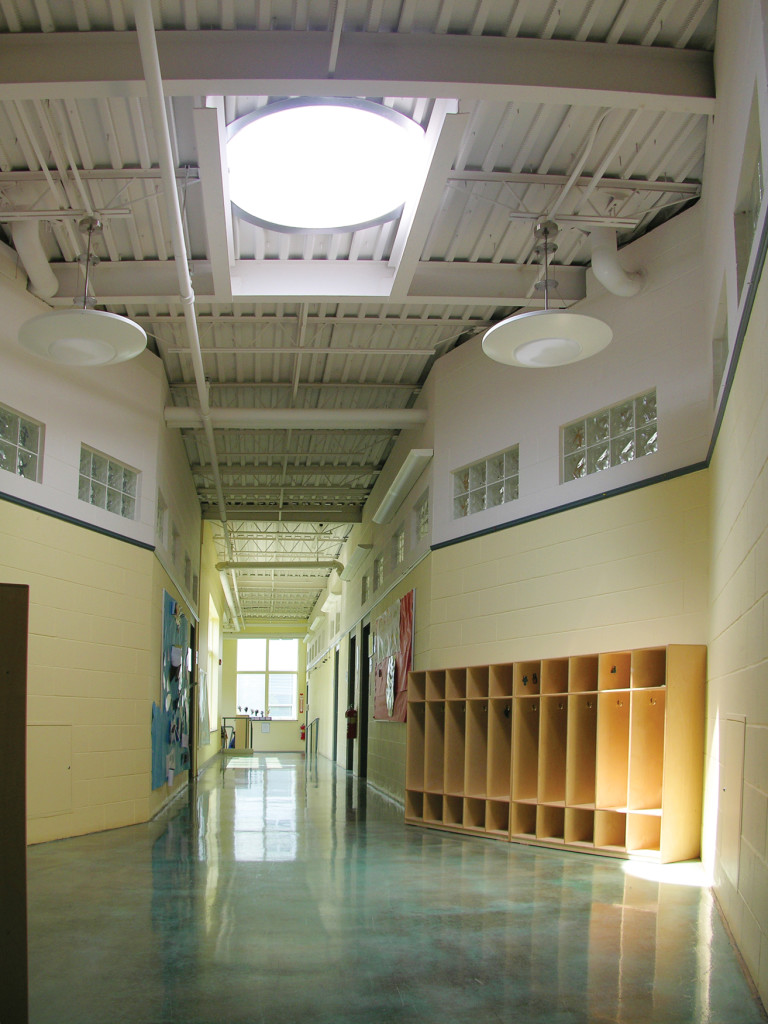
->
[[428, 471, 710, 668], [0, 500, 158, 842], [706, 243, 768, 1008]]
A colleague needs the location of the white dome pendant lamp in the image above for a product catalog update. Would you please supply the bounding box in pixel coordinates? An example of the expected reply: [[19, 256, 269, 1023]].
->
[[18, 217, 147, 366], [482, 220, 612, 368]]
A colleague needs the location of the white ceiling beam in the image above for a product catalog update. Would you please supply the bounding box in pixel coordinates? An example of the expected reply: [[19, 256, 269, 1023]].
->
[[49, 258, 586, 304], [165, 407, 429, 429], [202, 508, 362, 523], [192, 100, 234, 299], [407, 261, 586, 304], [0, 31, 715, 114], [229, 259, 395, 299], [389, 104, 470, 300]]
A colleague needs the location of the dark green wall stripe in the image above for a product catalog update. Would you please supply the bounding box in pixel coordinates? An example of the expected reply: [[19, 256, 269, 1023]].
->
[[0, 490, 155, 552], [431, 460, 708, 552]]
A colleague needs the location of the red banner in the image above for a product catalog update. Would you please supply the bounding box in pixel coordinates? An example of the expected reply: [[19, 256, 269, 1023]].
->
[[373, 589, 414, 722]]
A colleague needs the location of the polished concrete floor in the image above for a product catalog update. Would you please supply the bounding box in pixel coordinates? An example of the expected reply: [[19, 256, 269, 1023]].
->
[[27, 753, 766, 1024]]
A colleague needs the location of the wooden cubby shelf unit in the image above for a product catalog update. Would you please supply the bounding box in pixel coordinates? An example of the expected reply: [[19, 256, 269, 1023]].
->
[[405, 646, 706, 862]]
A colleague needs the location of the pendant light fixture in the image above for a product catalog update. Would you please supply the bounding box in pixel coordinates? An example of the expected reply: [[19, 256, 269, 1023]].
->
[[482, 220, 613, 368], [18, 217, 147, 366]]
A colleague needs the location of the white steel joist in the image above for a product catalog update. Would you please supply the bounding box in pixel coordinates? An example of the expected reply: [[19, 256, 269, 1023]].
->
[[0, 32, 715, 114]]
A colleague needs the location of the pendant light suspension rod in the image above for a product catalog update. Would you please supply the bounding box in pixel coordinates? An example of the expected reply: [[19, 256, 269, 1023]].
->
[[80, 216, 100, 310]]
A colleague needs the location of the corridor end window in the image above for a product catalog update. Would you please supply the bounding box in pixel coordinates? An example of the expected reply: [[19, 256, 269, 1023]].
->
[[0, 403, 43, 481], [79, 445, 138, 519], [236, 638, 299, 720], [562, 389, 657, 482]]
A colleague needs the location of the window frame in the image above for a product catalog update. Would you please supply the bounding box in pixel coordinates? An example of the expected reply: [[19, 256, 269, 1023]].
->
[[453, 444, 519, 520], [235, 637, 300, 721], [78, 444, 139, 520], [561, 389, 657, 483], [0, 402, 44, 482]]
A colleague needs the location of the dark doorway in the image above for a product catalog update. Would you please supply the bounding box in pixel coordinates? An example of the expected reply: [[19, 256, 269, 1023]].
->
[[346, 634, 357, 770], [332, 647, 340, 763], [358, 623, 371, 778]]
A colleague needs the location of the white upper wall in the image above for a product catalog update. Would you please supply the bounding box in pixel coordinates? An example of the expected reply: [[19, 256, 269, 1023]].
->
[[430, 204, 712, 546], [0, 272, 200, 589]]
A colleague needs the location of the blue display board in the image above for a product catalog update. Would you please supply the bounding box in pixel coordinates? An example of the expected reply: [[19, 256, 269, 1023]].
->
[[151, 591, 191, 789]]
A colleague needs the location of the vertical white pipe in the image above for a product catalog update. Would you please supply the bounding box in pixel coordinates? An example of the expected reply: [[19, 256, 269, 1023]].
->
[[133, 0, 240, 617]]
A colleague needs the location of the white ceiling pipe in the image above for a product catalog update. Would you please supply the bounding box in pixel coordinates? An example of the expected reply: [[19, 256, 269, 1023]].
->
[[218, 570, 242, 632], [216, 560, 344, 574], [590, 227, 643, 297], [134, 0, 243, 620], [10, 221, 58, 298], [164, 407, 429, 430]]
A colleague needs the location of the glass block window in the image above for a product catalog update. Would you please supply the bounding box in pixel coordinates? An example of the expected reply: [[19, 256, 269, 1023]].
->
[[416, 494, 429, 540], [562, 389, 657, 482], [394, 527, 405, 566], [78, 445, 138, 519], [361, 575, 369, 605], [0, 404, 43, 481], [374, 556, 384, 591], [453, 445, 519, 520]]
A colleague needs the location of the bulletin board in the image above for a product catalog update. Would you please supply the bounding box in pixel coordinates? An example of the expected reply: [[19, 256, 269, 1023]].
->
[[372, 589, 414, 722], [151, 591, 191, 789]]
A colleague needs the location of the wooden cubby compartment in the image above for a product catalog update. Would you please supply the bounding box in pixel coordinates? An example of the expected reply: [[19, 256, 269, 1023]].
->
[[464, 700, 488, 797], [598, 651, 631, 690], [424, 701, 445, 792], [595, 692, 629, 809], [467, 665, 489, 698], [409, 672, 427, 702], [511, 802, 537, 837], [446, 667, 467, 700], [628, 691, 665, 810], [595, 810, 626, 850], [631, 647, 666, 688], [405, 790, 423, 821], [406, 646, 705, 864], [444, 701, 466, 796], [514, 660, 541, 696], [489, 663, 514, 697], [566, 694, 597, 806], [627, 812, 661, 854], [537, 804, 565, 841], [405, 702, 426, 791], [541, 658, 569, 694], [512, 697, 540, 801], [424, 791, 443, 823], [426, 670, 446, 700], [538, 696, 568, 804], [568, 655, 599, 692], [565, 807, 594, 845], [486, 800, 510, 836], [487, 700, 512, 800], [443, 795, 463, 827], [464, 797, 485, 830]]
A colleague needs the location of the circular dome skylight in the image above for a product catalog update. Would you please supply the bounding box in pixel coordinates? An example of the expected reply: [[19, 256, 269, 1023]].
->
[[226, 98, 426, 234]]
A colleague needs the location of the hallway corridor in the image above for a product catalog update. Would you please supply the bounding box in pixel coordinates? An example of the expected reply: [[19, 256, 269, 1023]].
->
[[27, 754, 765, 1024]]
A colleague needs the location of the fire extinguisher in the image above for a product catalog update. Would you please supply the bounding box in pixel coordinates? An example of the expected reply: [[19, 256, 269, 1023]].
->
[[300, 723, 306, 742], [345, 705, 358, 740]]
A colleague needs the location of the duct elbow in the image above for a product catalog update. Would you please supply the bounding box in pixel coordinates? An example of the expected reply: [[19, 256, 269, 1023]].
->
[[590, 227, 643, 298], [11, 221, 59, 299]]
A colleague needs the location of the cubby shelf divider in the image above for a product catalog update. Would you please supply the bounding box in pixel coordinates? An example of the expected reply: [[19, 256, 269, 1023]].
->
[[406, 646, 705, 862]]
